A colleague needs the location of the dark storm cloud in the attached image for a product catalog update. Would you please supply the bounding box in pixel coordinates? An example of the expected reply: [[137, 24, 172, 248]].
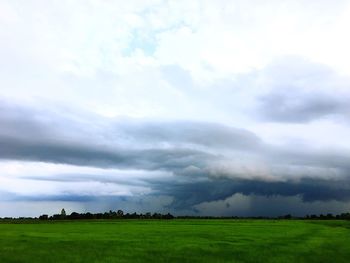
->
[[267, 146, 350, 170], [0, 101, 260, 171], [1, 99, 350, 176], [0, 134, 215, 171], [255, 57, 350, 123], [2, 98, 350, 216], [155, 178, 350, 210]]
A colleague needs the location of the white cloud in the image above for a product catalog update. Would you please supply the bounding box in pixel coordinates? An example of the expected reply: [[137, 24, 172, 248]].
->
[[0, 161, 171, 198]]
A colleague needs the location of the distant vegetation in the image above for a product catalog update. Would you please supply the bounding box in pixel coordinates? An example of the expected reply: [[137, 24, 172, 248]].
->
[[39, 209, 175, 220], [1, 209, 350, 221]]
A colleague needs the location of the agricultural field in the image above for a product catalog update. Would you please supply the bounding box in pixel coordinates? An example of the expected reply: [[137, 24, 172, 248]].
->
[[0, 219, 349, 263]]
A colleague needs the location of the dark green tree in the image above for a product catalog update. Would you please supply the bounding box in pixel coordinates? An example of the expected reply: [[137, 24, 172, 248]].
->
[[117, 210, 124, 217], [61, 208, 66, 219]]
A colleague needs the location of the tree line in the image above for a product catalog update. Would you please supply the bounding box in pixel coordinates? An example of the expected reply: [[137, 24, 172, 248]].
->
[[178, 212, 350, 220], [38, 209, 175, 220], [1, 210, 350, 220]]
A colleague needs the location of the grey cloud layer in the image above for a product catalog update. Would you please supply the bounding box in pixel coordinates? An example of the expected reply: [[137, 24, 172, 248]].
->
[[113, 119, 262, 150], [0, 135, 212, 171], [255, 57, 350, 123], [160, 178, 350, 210], [0, 101, 260, 170], [1, 100, 350, 215], [259, 92, 348, 122], [159, 57, 350, 124]]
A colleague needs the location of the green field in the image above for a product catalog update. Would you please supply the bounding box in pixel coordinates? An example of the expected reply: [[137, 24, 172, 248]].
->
[[0, 220, 349, 263]]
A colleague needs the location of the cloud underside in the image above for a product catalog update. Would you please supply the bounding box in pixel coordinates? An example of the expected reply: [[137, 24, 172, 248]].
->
[[1, 101, 350, 216]]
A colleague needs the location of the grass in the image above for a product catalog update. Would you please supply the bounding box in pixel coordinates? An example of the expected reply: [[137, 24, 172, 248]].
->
[[0, 219, 349, 262]]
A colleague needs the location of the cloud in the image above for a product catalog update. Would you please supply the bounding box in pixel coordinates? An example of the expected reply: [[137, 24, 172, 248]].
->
[[113, 119, 262, 150], [258, 92, 348, 123], [155, 178, 350, 211], [0, 101, 261, 171], [255, 57, 350, 123], [194, 193, 350, 217], [1, 1, 350, 216], [1, 100, 350, 179]]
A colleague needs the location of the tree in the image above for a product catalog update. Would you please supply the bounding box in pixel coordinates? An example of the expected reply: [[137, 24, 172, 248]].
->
[[117, 210, 124, 217], [39, 214, 48, 220], [61, 208, 66, 219], [145, 212, 151, 219], [283, 214, 292, 219], [69, 212, 80, 219]]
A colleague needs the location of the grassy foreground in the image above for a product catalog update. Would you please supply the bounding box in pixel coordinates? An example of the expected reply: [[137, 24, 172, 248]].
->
[[0, 219, 349, 263]]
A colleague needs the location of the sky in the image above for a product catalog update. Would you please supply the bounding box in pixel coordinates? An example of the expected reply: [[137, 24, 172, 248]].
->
[[1, 0, 350, 217]]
